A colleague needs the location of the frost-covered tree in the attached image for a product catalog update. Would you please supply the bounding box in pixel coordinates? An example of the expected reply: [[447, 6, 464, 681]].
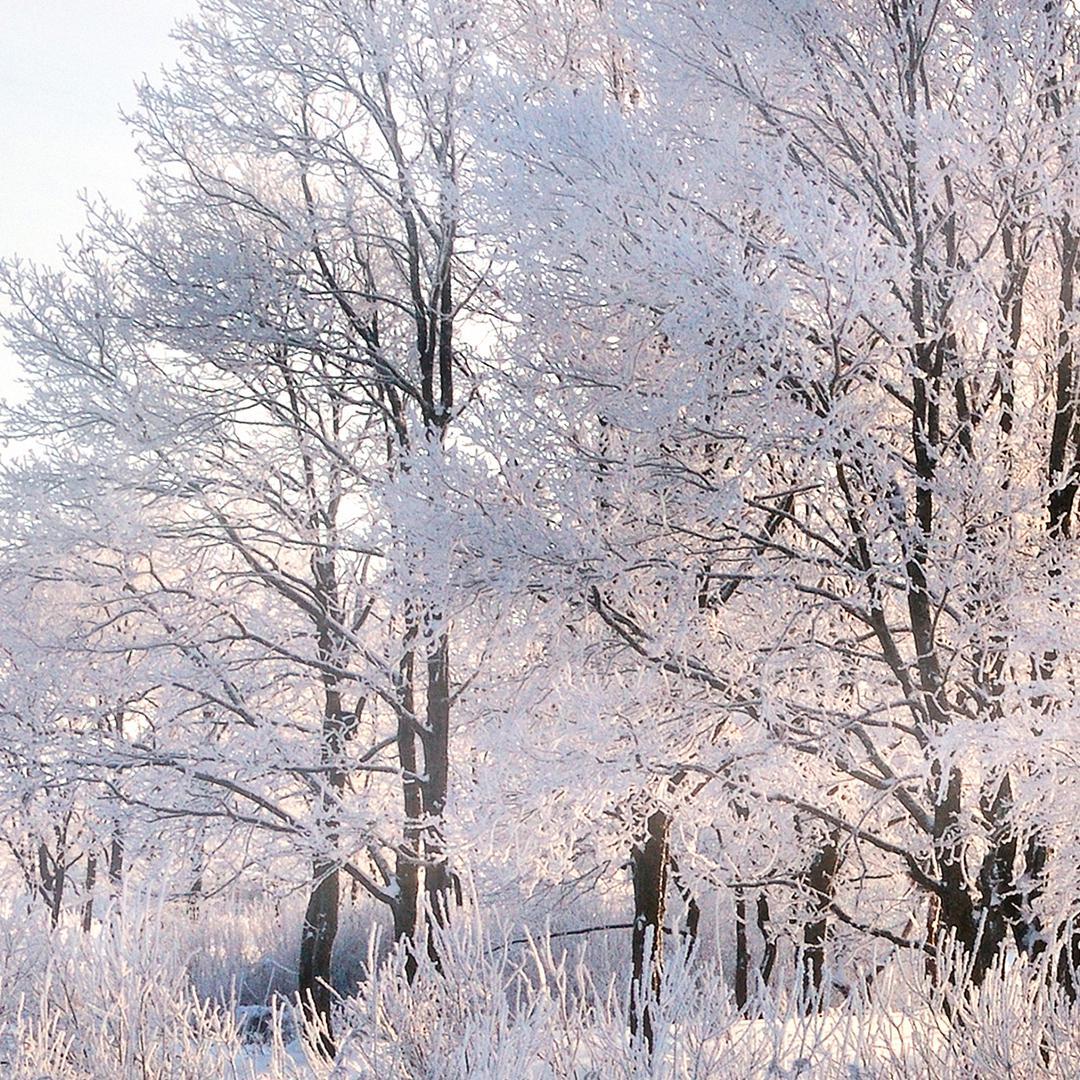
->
[[482, 0, 1080, 1036], [3, 0, 1080, 1069], [0, 0, 514, 1052]]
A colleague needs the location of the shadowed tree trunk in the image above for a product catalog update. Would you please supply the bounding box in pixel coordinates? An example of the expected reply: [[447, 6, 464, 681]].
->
[[734, 889, 750, 1012], [298, 624, 347, 1058], [800, 837, 841, 1011], [37, 813, 73, 929], [393, 620, 424, 981], [107, 708, 125, 896], [299, 859, 339, 1058], [1042, 206, 1080, 1001], [387, 191, 458, 974], [672, 855, 700, 957], [107, 830, 123, 890], [734, 888, 777, 1016], [630, 808, 670, 1057], [422, 625, 452, 968], [757, 893, 778, 988], [81, 853, 97, 933], [414, 247, 456, 958]]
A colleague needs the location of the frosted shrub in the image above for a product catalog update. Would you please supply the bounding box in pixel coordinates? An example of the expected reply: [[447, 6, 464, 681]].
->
[[5, 897, 1080, 1078], [0, 899, 316, 1080]]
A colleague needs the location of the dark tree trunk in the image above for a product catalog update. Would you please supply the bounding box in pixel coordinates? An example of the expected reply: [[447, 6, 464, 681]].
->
[[671, 856, 700, 957], [408, 188, 457, 970], [299, 859, 339, 1058], [38, 816, 71, 928], [1055, 920, 1080, 1000], [1040, 215, 1080, 1001], [390, 611, 453, 977], [800, 839, 840, 1010], [925, 763, 984, 990], [394, 622, 422, 981], [923, 821, 1028, 1001], [189, 868, 204, 917], [107, 708, 125, 895], [48, 856, 65, 928], [37, 843, 54, 920], [734, 889, 750, 1013], [967, 775, 1030, 986], [108, 829, 123, 889], [630, 808, 669, 1058], [298, 624, 347, 1057], [734, 888, 775, 1016], [187, 823, 206, 917], [422, 625, 452, 966], [1047, 219, 1080, 547], [757, 893, 777, 988], [81, 853, 97, 933]]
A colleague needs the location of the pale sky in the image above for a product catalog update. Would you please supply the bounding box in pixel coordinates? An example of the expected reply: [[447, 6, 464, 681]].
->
[[0, 1, 196, 393]]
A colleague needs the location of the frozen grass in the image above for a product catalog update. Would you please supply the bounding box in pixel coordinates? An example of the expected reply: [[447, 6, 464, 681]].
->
[[0, 899, 319, 1079], [1, 895, 1080, 1077]]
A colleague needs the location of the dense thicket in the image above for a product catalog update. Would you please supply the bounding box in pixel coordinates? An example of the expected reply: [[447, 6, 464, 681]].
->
[[1, 0, 1079, 1072]]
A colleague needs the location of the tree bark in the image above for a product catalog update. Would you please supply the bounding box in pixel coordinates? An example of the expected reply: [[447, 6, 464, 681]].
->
[[299, 859, 339, 1058], [671, 856, 700, 957], [800, 838, 840, 1010], [734, 889, 750, 1013], [81, 853, 97, 933], [107, 709, 125, 895], [1043, 214, 1080, 1001], [107, 830, 123, 889], [757, 893, 777, 990], [630, 808, 669, 1058], [394, 620, 422, 980], [38, 815, 71, 929], [734, 887, 775, 1016], [422, 625, 452, 966], [298, 627, 347, 1056]]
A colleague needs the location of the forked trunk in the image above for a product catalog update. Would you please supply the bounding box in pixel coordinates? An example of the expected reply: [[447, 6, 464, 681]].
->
[[735, 888, 776, 1015]]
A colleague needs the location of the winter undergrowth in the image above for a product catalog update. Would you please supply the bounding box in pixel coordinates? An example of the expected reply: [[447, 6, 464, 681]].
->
[[1, 894, 1079, 1078]]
